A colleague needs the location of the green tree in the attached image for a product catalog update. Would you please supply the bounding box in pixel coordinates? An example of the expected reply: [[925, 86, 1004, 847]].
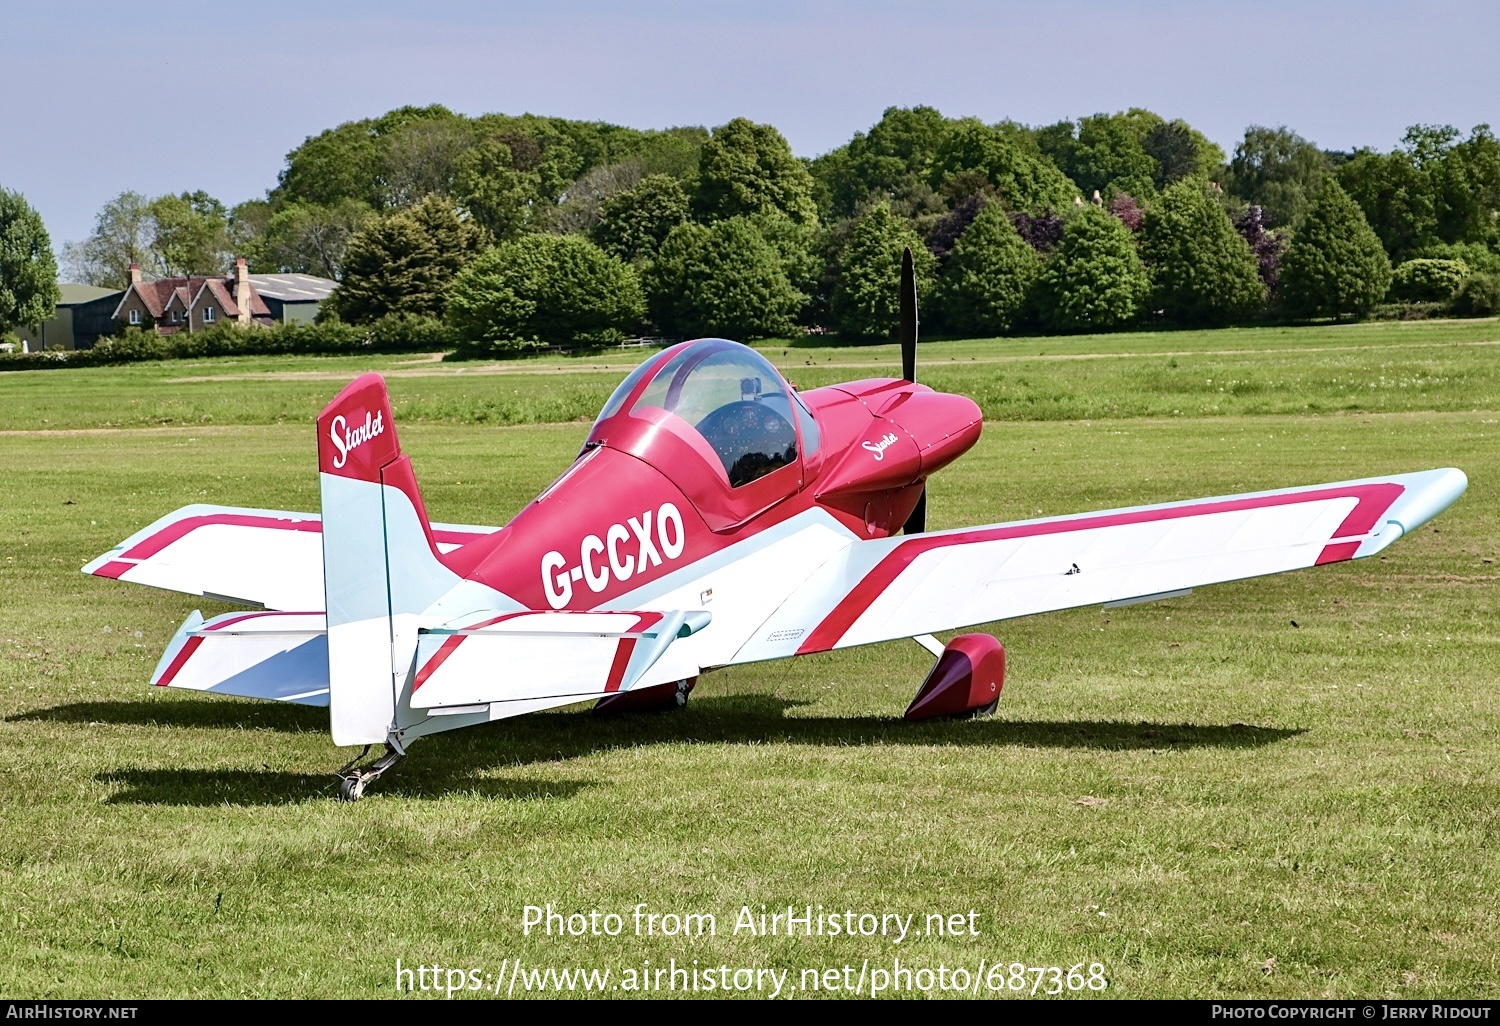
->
[[814, 106, 951, 218], [542, 160, 647, 235], [276, 119, 385, 209], [1413, 240, 1500, 275], [255, 199, 374, 278], [0, 188, 60, 332], [645, 217, 804, 339], [447, 234, 644, 351], [829, 203, 936, 338], [1451, 272, 1500, 315], [61, 191, 159, 287], [376, 115, 474, 208], [693, 118, 819, 227], [931, 119, 1077, 211], [1142, 119, 1219, 189], [1038, 114, 1157, 199], [276, 104, 461, 210], [590, 173, 690, 262], [1225, 125, 1331, 228], [330, 197, 488, 323], [148, 191, 233, 275], [630, 127, 710, 181], [1337, 124, 1500, 263], [745, 211, 820, 303], [933, 203, 1039, 336], [1280, 181, 1393, 318], [1035, 206, 1150, 332], [228, 198, 272, 256], [453, 137, 541, 242], [1388, 258, 1470, 302], [1140, 181, 1266, 325]]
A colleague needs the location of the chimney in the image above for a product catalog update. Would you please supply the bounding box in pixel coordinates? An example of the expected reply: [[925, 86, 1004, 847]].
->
[[128, 262, 142, 285], [234, 257, 252, 326]]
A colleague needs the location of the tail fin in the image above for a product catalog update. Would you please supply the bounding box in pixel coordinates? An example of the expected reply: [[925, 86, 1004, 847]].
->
[[317, 373, 458, 746]]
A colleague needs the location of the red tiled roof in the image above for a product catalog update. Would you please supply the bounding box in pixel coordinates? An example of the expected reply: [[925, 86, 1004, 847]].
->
[[197, 277, 273, 318], [130, 279, 180, 318], [204, 279, 237, 315]]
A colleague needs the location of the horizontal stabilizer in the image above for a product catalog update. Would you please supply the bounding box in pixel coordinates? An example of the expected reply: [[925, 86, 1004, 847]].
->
[[410, 609, 711, 710], [152, 610, 330, 706], [83, 503, 498, 611]]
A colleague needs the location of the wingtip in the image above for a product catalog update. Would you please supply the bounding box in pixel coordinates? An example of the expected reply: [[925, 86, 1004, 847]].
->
[[1358, 467, 1468, 557], [1390, 467, 1468, 534]]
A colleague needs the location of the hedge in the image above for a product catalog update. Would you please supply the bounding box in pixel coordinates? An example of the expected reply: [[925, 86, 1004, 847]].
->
[[0, 314, 454, 372]]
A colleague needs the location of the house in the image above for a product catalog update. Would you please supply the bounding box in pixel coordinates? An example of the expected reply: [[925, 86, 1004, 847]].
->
[[110, 259, 338, 335], [16, 283, 125, 351]]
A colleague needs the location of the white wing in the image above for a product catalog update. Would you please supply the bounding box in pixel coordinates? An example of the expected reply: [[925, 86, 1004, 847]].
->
[[734, 467, 1467, 661]]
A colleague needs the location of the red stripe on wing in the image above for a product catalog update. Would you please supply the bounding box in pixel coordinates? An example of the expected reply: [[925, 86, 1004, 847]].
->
[[411, 611, 531, 692], [603, 639, 637, 693], [797, 481, 1404, 655], [155, 636, 204, 687]]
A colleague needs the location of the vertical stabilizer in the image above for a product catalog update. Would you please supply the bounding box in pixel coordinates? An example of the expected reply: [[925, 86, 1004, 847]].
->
[[317, 373, 457, 746]]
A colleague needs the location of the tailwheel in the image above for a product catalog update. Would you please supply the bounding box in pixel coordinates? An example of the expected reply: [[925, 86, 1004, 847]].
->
[[333, 743, 404, 802]]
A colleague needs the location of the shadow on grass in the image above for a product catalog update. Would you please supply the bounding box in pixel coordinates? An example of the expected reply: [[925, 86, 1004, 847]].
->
[[97, 768, 593, 806], [12, 698, 327, 733], [61, 693, 1300, 805], [476, 694, 1304, 761]]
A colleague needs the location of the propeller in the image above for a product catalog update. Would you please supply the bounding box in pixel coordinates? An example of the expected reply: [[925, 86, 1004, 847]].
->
[[899, 246, 917, 383], [898, 246, 927, 535]]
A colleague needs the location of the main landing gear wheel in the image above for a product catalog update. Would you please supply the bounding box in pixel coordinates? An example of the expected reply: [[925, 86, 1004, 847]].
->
[[333, 743, 404, 802], [593, 677, 697, 716]]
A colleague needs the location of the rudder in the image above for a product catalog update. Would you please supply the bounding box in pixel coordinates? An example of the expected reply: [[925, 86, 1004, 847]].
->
[[317, 373, 458, 746]]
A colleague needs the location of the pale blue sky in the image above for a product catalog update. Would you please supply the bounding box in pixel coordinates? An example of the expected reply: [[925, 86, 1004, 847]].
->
[[4, 0, 1497, 250]]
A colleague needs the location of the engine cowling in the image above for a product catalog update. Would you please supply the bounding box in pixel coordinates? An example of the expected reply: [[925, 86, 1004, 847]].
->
[[905, 634, 1005, 720]]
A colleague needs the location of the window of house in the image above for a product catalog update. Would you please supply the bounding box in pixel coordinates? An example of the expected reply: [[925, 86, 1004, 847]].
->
[[128, 309, 141, 325], [204, 307, 216, 323]]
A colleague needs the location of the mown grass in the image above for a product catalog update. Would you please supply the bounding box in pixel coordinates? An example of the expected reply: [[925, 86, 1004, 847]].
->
[[2, 318, 1498, 432], [0, 319, 1496, 998]]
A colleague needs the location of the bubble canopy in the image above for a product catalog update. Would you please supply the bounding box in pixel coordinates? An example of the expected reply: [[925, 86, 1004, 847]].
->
[[589, 339, 820, 488]]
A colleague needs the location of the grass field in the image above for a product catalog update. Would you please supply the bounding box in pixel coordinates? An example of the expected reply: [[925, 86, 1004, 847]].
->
[[1, 320, 1497, 999]]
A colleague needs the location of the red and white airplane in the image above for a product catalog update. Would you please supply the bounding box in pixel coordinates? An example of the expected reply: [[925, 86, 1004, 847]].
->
[[85, 253, 1467, 799]]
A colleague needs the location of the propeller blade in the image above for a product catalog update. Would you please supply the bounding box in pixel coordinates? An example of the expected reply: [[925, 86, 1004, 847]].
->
[[894, 250, 918, 537], [898, 247, 925, 534], [899, 246, 918, 383], [902, 488, 927, 536]]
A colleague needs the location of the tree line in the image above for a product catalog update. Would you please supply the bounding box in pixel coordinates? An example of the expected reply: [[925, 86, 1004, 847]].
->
[[6, 104, 1500, 346]]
